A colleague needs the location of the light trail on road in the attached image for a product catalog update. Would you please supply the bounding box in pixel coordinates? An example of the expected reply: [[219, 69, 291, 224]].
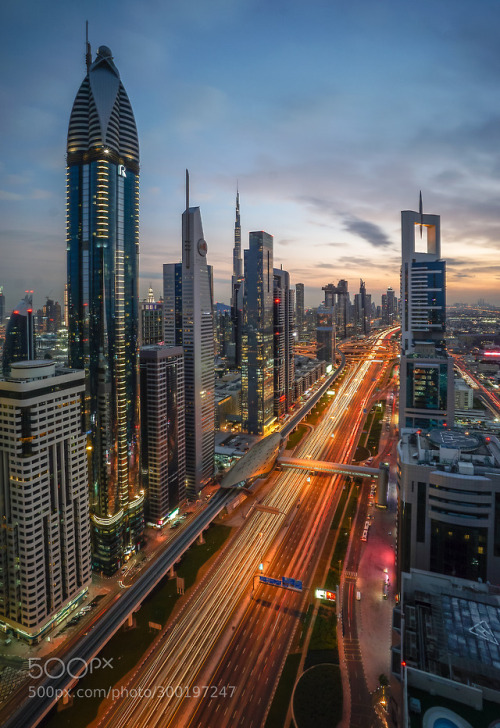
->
[[93, 329, 398, 728]]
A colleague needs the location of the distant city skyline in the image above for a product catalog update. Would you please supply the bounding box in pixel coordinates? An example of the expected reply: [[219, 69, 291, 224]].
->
[[2, 0, 500, 312]]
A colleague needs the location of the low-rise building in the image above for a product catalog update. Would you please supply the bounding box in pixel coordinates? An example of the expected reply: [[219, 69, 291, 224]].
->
[[392, 569, 500, 727], [454, 378, 474, 410]]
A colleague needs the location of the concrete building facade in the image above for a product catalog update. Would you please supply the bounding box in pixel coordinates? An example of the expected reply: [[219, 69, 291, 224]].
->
[[140, 345, 185, 526], [0, 361, 91, 642], [180, 175, 215, 496]]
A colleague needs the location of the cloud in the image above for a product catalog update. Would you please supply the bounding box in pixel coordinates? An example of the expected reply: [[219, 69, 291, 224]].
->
[[0, 190, 23, 201], [342, 215, 392, 248], [314, 242, 344, 247], [0, 187, 52, 201]]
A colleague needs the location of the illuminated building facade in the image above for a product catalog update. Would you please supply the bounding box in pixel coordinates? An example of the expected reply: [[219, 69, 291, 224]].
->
[[382, 286, 397, 325], [295, 283, 305, 341], [354, 279, 370, 335], [140, 345, 185, 526], [397, 428, 500, 585], [231, 190, 244, 368], [316, 305, 335, 364], [2, 294, 36, 375], [163, 262, 183, 348], [399, 205, 454, 429], [273, 268, 295, 418], [0, 361, 91, 643], [322, 280, 349, 340], [242, 231, 274, 435], [67, 43, 143, 574], [140, 287, 163, 346]]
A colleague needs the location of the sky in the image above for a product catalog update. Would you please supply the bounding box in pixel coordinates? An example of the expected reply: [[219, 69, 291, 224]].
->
[[1, 0, 500, 313]]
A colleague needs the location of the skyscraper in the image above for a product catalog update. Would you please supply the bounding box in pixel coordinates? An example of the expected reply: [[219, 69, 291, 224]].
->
[[354, 279, 370, 335], [2, 293, 35, 374], [181, 172, 215, 497], [67, 41, 143, 574], [0, 361, 91, 643], [335, 279, 349, 340], [231, 190, 244, 368], [399, 203, 454, 429], [0, 286, 5, 324], [295, 283, 305, 341], [41, 298, 62, 334], [232, 188, 242, 281], [273, 269, 295, 417], [163, 262, 183, 348], [322, 280, 349, 340], [242, 231, 274, 435], [316, 305, 335, 364], [140, 286, 163, 346], [140, 345, 185, 526], [381, 286, 396, 325]]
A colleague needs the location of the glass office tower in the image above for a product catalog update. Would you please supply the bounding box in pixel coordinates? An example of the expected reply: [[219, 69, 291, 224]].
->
[[399, 206, 454, 429], [67, 44, 143, 574], [242, 231, 275, 435], [2, 294, 35, 374]]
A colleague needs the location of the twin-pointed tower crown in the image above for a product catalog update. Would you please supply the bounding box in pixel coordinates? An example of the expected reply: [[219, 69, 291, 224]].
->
[[67, 43, 139, 170]]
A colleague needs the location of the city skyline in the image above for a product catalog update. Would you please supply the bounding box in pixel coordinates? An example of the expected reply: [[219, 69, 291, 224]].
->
[[2, 0, 500, 312]]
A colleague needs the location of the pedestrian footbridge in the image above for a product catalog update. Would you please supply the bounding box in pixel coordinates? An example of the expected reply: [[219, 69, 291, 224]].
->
[[278, 456, 388, 483]]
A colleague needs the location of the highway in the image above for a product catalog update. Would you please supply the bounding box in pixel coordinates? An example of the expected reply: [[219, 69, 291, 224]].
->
[[453, 354, 500, 417], [185, 329, 398, 728], [89, 328, 397, 728], [1, 490, 234, 728], [2, 348, 347, 728]]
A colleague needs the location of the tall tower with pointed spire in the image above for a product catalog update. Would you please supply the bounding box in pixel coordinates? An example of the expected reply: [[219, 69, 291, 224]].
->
[[66, 40, 143, 575], [233, 189, 242, 279], [231, 189, 244, 367]]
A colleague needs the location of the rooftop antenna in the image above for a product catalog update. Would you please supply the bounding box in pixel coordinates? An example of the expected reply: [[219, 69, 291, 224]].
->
[[85, 21, 92, 72], [419, 190, 423, 239]]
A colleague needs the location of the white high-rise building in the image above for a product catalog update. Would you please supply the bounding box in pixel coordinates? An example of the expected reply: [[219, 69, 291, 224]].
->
[[181, 173, 215, 496], [0, 361, 91, 643]]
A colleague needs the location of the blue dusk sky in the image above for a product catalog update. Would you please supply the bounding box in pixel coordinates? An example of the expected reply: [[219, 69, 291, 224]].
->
[[1, 0, 500, 312]]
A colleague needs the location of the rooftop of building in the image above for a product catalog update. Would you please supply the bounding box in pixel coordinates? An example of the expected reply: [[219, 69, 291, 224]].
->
[[214, 431, 260, 456], [220, 432, 282, 489], [400, 570, 500, 702], [399, 427, 500, 474], [295, 355, 324, 371], [214, 375, 241, 402]]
